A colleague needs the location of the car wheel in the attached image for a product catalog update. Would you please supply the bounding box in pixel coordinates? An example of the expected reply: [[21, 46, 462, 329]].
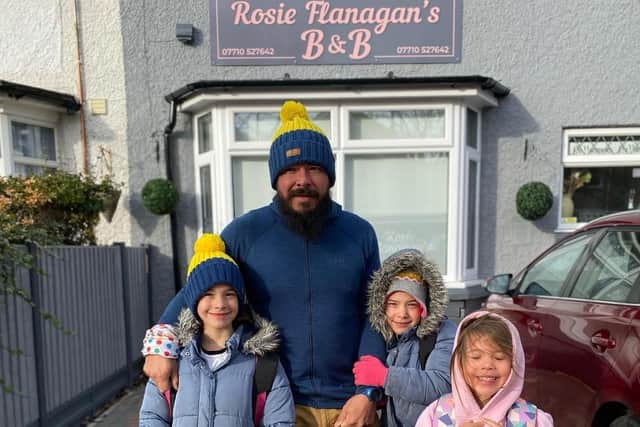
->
[[610, 415, 640, 427]]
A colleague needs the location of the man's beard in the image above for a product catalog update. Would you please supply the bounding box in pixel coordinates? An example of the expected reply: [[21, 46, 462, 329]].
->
[[278, 188, 332, 241]]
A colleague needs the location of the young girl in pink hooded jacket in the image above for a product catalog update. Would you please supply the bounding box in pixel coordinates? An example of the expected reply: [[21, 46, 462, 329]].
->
[[416, 311, 553, 427]]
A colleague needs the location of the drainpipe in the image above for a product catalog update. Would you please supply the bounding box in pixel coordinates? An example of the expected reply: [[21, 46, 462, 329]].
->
[[164, 100, 182, 293], [73, 0, 88, 174]]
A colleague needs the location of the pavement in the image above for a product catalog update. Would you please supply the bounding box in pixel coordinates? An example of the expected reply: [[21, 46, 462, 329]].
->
[[85, 382, 145, 427]]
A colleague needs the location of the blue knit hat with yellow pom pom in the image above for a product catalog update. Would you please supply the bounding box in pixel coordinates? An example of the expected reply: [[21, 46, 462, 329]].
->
[[183, 234, 245, 314], [269, 100, 335, 189]]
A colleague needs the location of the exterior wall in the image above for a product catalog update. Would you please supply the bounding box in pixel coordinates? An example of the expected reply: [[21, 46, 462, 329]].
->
[[1, 0, 80, 172], [119, 1, 639, 280], [4, 1, 640, 302]]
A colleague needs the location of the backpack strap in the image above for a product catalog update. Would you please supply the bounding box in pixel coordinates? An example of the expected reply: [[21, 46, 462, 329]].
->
[[252, 352, 279, 426], [419, 332, 437, 369]]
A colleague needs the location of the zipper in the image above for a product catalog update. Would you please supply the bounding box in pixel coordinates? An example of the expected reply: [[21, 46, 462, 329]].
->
[[305, 238, 316, 403]]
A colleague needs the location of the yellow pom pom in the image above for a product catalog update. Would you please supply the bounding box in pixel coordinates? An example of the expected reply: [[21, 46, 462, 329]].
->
[[193, 233, 225, 254], [280, 100, 309, 122]]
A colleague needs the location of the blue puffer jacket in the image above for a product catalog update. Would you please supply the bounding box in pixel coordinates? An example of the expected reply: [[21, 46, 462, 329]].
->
[[139, 311, 295, 426], [367, 249, 455, 427], [160, 199, 385, 408]]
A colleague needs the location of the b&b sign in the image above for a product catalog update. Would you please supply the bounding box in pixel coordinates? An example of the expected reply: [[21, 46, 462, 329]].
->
[[210, 0, 462, 65]]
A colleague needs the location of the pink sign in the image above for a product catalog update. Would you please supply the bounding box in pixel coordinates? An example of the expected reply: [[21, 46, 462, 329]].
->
[[211, 0, 461, 65]]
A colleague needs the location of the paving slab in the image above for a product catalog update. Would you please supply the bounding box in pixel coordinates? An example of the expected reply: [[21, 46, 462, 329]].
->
[[85, 382, 145, 427]]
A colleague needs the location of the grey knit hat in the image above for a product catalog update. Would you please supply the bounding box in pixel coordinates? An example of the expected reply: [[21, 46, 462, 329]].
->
[[386, 271, 429, 318]]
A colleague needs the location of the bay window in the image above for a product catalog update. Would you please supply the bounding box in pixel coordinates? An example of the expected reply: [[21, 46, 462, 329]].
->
[[190, 92, 493, 286]]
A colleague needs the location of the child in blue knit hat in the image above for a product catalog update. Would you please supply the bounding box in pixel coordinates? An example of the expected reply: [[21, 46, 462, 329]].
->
[[139, 234, 294, 426]]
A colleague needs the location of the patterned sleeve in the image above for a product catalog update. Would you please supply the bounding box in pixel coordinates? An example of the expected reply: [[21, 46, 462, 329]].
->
[[141, 324, 180, 358]]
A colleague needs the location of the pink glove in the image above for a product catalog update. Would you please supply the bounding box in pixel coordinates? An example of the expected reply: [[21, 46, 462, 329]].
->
[[353, 355, 388, 387]]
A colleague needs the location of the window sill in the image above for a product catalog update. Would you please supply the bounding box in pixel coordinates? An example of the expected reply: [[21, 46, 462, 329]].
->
[[554, 223, 586, 234]]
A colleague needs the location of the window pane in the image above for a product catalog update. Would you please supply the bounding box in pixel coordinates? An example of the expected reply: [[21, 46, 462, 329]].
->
[[234, 111, 330, 142], [521, 233, 593, 296], [349, 109, 445, 140], [344, 153, 449, 272], [562, 167, 640, 223], [197, 113, 212, 153], [466, 108, 478, 149], [11, 121, 56, 161], [567, 133, 640, 157], [466, 160, 478, 269], [571, 231, 640, 302], [232, 156, 271, 216], [199, 165, 213, 232]]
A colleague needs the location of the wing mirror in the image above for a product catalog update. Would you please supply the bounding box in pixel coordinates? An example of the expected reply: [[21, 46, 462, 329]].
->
[[483, 274, 513, 294]]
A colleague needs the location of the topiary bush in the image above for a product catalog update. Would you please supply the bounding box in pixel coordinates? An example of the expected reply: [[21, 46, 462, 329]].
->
[[516, 181, 553, 220], [142, 178, 179, 215]]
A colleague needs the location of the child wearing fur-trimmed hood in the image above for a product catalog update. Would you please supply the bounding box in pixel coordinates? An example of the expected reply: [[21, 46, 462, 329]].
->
[[139, 234, 294, 426], [352, 248, 457, 427]]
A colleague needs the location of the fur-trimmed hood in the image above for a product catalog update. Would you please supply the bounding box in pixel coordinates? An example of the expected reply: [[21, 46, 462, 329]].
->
[[175, 308, 280, 356], [368, 248, 448, 342]]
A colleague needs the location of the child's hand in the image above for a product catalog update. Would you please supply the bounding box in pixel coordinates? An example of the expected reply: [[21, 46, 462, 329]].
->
[[352, 355, 388, 387]]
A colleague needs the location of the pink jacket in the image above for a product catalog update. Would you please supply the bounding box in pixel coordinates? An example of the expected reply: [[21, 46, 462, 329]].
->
[[416, 311, 553, 426]]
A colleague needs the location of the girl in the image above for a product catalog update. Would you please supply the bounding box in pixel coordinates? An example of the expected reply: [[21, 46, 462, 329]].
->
[[353, 248, 456, 426], [139, 233, 295, 426], [415, 311, 553, 427]]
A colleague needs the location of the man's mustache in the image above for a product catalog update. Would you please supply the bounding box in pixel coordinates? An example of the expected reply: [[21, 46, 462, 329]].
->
[[288, 188, 320, 198]]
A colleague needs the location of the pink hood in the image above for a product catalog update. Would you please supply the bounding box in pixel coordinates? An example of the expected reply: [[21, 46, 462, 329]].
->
[[451, 310, 526, 424]]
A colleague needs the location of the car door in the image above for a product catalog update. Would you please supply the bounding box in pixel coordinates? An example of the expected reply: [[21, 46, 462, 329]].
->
[[535, 228, 640, 427], [485, 231, 595, 407]]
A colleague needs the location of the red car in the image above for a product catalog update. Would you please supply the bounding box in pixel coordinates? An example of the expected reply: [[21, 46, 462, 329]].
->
[[483, 210, 640, 427]]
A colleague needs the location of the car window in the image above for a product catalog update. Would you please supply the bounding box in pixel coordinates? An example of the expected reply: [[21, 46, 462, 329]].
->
[[570, 230, 640, 302], [520, 233, 593, 296]]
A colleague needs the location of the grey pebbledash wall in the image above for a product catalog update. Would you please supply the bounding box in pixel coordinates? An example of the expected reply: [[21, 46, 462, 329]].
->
[[118, 1, 639, 284]]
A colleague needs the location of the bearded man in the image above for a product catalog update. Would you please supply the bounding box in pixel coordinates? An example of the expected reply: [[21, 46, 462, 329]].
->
[[142, 100, 386, 427]]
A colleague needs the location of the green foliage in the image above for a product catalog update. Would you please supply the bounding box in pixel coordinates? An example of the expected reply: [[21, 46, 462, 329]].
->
[[142, 178, 179, 215], [1, 171, 113, 393], [0, 172, 119, 245], [516, 181, 554, 221]]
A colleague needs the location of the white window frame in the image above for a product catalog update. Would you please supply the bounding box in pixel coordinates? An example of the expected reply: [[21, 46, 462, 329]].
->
[[188, 88, 497, 287], [559, 126, 640, 232], [462, 107, 482, 282], [0, 98, 61, 176]]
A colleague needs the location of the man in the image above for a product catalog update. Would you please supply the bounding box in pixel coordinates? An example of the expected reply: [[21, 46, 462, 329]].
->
[[143, 100, 386, 427]]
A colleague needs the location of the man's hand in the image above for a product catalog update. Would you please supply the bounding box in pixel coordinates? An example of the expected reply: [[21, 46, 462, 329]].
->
[[143, 355, 178, 392], [333, 394, 376, 427]]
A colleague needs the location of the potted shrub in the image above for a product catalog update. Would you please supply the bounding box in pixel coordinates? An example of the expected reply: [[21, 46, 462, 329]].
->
[[516, 181, 553, 221], [142, 178, 179, 215]]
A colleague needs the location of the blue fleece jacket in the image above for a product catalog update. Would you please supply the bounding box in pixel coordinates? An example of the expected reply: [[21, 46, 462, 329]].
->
[[160, 199, 386, 408]]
